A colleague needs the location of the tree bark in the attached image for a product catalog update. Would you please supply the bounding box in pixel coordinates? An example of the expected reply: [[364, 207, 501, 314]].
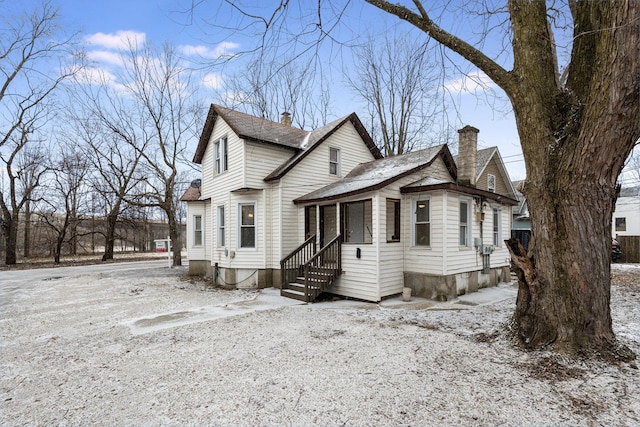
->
[[367, 0, 639, 359], [23, 200, 31, 258], [166, 201, 182, 267], [2, 213, 18, 265], [102, 210, 119, 261], [504, 1, 639, 359]]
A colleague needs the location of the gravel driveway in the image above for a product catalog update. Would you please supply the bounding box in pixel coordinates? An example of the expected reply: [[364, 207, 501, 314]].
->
[[1, 261, 639, 426]]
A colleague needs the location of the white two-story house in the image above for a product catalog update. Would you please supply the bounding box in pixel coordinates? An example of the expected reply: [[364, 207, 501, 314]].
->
[[182, 104, 518, 302]]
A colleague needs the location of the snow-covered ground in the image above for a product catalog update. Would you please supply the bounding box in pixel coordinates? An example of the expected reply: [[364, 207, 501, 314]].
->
[[1, 261, 638, 426]]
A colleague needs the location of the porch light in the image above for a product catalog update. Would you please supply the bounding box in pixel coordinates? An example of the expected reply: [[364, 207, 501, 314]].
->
[[417, 202, 426, 209]]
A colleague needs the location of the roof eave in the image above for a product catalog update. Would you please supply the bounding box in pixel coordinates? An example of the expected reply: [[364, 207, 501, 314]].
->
[[401, 182, 519, 206]]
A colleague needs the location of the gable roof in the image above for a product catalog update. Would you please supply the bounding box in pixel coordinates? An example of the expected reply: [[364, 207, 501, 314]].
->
[[294, 145, 456, 204], [192, 104, 383, 169], [264, 114, 383, 181], [454, 146, 517, 198]]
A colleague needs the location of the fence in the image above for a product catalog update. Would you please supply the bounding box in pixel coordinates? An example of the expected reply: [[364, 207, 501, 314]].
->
[[617, 235, 640, 263]]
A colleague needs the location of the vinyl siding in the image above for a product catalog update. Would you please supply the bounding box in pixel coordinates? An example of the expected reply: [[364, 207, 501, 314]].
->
[[331, 193, 380, 302], [185, 202, 207, 260], [282, 122, 378, 259], [486, 203, 511, 268], [478, 157, 510, 196], [403, 191, 446, 275], [377, 188, 405, 298], [244, 141, 294, 189]]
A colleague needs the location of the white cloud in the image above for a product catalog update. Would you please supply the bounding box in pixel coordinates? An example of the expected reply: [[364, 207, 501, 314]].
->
[[85, 30, 146, 50], [202, 73, 224, 90], [445, 70, 495, 94], [75, 66, 116, 86], [86, 50, 125, 66], [179, 41, 239, 59]]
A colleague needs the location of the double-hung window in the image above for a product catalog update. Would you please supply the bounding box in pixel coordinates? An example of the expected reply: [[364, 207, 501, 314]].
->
[[215, 137, 228, 174], [414, 199, 430, 246], [459, 200, 471, 246], [217, 205, 225, 248], [193, 215, 203, 246], [239, 203, 256, 249], [329, 147, 340, 176], [493, 208, 501, 246]]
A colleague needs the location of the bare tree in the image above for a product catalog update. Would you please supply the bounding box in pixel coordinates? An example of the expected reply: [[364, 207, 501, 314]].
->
[[0, 126, 48, 263], [16, 143, 47, 258], [197, 1, 639, 360], [39, 147, 91, 263], [221, 56, 331, 129], [0, 0, 81, 264], [116, 42, 203, 267], [65, 73, 149, 261], [345, 32, 441, 156]]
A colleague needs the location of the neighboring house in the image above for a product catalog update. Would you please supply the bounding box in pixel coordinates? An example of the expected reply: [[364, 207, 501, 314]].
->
[[510, 179, 531, 250], [511, 180, 530, 230], [182, 104, 518, 302], [613, 186, 640, 236]]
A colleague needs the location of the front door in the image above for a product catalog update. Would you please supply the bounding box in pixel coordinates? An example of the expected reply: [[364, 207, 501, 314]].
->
[[319, 204, 337, 247]]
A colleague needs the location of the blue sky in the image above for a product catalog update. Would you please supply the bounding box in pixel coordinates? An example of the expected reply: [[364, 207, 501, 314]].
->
[[9, 0, 527, 180]]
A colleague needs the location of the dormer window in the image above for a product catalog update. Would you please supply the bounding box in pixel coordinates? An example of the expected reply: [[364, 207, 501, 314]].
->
[[215, 137, 228, 174], [488, 174, 496, 192], [329, 147, 340, 176]]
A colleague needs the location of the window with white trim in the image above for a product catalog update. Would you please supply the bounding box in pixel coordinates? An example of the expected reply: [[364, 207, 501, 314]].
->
[[217, 205, 225, 248], [215, 137, 228, 174], [493, 208, 502, 246], [193, 215, 203, 246], [239, 203, 256, 249], [487, 174, 496, 192], [413, 199, 430, 246], [459, 200, 471, 246], [329, 147, 340, 176]]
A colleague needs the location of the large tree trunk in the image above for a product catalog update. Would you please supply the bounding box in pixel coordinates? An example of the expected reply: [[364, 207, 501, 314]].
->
[[367, 0, 639, 358], [504, 0, 639, 359], [23, 201, 31, 258], [102, 212, 118, 261], [168, 212, 182, 267], [2, 213, 18, 265]]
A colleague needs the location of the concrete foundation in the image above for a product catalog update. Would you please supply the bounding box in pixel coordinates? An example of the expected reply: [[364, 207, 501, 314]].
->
[[404, 266, 511, 301]]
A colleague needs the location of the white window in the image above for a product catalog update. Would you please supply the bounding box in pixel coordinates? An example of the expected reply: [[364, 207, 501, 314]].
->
[[487, 174, 496, 192], [413, 199, 430, 246], [459, 200, 471, 246], [217, 205, 225, 248], [329, 147, 340, 176], [215, 137, 228, 174], [239, 203, 256, 249], [193, 215, 203, 246], [493, 208, 502, 246]]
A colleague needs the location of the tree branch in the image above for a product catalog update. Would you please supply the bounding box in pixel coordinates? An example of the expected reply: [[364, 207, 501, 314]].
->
[[364, 0, 514, 95]]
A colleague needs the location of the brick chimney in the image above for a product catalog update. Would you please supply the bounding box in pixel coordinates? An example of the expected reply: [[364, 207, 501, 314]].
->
[[457, 125, 479, 187], [280, 111, 292, 126]]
